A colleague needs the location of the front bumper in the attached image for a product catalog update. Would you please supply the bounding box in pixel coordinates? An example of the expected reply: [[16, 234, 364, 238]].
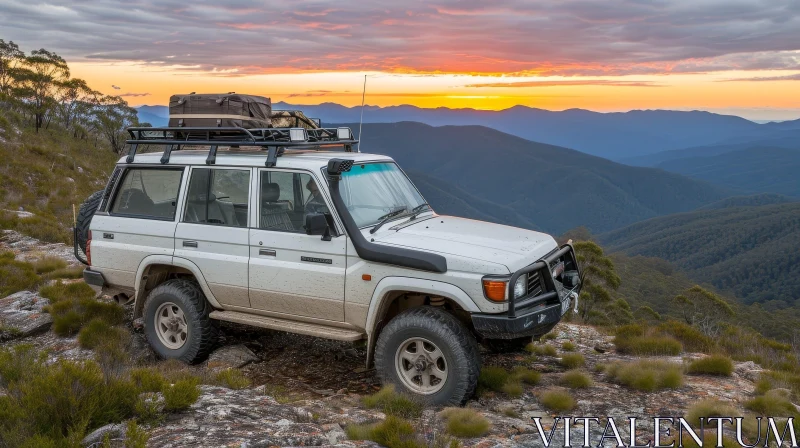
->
[[472, 291, 573, 339], [472, 243, 580, 339]]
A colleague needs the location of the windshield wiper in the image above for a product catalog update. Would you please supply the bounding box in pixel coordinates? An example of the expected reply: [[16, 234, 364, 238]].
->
[[370, 206, 408, 234], [407, 203, 432, 220]]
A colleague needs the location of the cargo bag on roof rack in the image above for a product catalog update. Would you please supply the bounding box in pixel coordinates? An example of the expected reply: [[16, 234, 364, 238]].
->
[[168, 93, 272, 128]]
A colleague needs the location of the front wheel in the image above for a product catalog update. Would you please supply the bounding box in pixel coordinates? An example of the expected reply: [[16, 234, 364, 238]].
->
[[374, 307, 480, 405]]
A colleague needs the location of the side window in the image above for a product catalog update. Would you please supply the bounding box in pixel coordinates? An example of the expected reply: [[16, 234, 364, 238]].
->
[[183, 168, 250, 227], [260, 171, 329, 232], [110, 168, 182, 219]]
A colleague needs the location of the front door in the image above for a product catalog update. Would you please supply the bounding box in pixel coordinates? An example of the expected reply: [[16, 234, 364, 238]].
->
[[174, 167, 253, 308], [248, 169, 346, 321]]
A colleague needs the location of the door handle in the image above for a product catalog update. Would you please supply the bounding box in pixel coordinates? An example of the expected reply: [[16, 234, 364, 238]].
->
[[183, 241, 198, 248], [259, 248, 276, 256]]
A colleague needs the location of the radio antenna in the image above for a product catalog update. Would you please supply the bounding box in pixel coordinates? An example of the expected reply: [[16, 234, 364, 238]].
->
[[358, 74, 367, 152]]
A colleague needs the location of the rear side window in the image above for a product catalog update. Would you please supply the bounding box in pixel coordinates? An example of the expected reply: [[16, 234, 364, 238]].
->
[[183, 168, 250, 228], [110, 168, 183, 219]]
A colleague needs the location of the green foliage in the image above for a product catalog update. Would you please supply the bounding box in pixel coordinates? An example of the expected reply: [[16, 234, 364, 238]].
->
[[130, 368, 166, 393], [685, 400, 738, 425], [606, 360, 683, 391], [657, 320, 715, 353], [559, 353, 585, 369], [0, 251, 39, 297], [561, 370, 592, 389], [362, 385, 424, 419], [672, 286, 735, 337], [440, 408, 491, 438], [574, 241, 623, 325], [162, 377, 201, 412], [744, 390, 796, 416], [477, 366, 509, 393], [687, 355, 734, 376], [214, 369, 251, 390], [509, 366, 540, 385], [125, 420, 149, 448], [614, 334, 682, 356], [562, 341, 576, 351], [31, 255, 67, 274], [43, 281, 125, 336], [526, 343, 557, 356], [77, 318, 128, 350], [539, 389, 576, 412], [501, 381, 523, 398], [346, 415, 425, 448]]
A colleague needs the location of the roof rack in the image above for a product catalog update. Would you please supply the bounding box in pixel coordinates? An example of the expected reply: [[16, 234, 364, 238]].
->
[[124, 126, 358, 167]]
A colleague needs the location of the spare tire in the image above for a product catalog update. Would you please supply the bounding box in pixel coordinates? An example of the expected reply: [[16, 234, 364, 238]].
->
[[76, 190, 104, 254]]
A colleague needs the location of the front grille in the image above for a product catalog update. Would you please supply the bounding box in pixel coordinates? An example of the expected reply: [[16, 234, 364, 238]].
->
[[527, 270, 544, 296]]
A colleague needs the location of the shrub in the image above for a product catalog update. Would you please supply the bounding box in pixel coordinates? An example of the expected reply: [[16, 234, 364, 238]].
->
[[162, 377, 201, 412], [687, 355, 734, 376], [658, 320, 715, 353], [43, 283, 125, 337], [44, 266, 85, 280], [614, 324, 645, 339], [526, 343, 557, 356], [560, 353, 585, 369], [685, 400, 738, 425], [614, 335, 682, 356], [77, 319, 128, 350], [562, 341, 576, 351], [441, 408, 491, 438], [0, 252, 39, 297], [501, 381, 523, 398], [744, 390, 795, 416], [39, 280, 96, 303], [31, 256, 67, 274], [362, 385, 423, 419], [539, 389, 576, 412], [510, 366, 540, 385], [125, 420, 149, 448], [606, 360, 683, 391], [130, 368, 166, 393], [478, 366, 510, 393], [561, 370, 592, 389], [214, 369, 251, 390], [346, 415, 422, 448]]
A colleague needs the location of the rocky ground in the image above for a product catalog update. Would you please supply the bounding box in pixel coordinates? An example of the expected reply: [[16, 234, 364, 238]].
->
[[0, 230, 770, 447]]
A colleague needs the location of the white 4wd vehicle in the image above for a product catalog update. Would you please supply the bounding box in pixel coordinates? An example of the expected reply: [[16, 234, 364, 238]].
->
[[75, 124, 581, 405]]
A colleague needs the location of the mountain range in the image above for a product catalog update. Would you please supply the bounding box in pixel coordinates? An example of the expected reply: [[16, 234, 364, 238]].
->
[[135, 103, 800, 161], [349, 122, 729, 234]]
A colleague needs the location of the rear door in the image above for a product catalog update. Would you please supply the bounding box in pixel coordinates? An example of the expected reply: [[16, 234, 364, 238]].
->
[[248, 169, 347, 321], [174, 167, 253, 308], [90, 166, 185, 288]]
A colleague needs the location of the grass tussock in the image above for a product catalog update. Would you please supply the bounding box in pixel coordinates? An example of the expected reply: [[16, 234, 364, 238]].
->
[[685, 400, 739, 425], [440, 408, 491, 438], [510, 366, 541, 385], [162, 377, 201, 412], [744, 390, 796, 416], [526, 343, 557, 357], [42, 281, 124, 336], [539, 389, 576, 412], [562, 341, 576, 351], [687, 355, 734, 376], [214, 369, 251, 390], [77, 318, 128, 350], [478, 366, 540, 398], [560, 353, 585, 369], [346, 415, 423, 448], [0, 251, 39, 297], [477, 366, 509, 393], [362, 385, 424, 419], [31, 255, 67, 274], [130, 368, 167, 393], [542, 332, 558, 341], [561, 370, 592, 389], [605, 360, 683, 391], [614, 334, 682, 356], [658, 320, 715, 353]]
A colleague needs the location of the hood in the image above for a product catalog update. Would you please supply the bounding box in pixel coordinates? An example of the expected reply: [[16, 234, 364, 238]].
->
[[370, 215, 557, 272]]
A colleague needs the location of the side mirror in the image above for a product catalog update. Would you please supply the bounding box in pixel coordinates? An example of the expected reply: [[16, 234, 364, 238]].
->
[[305, 213, 332, 241]]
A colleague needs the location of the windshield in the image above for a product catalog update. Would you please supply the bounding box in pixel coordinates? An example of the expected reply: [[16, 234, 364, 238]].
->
[[340, 162, 427, 228]]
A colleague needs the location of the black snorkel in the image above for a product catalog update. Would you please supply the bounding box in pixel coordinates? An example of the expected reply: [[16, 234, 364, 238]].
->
[[326, 159, 447, 273]]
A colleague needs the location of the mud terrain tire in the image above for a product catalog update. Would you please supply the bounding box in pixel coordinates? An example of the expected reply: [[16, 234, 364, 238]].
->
[[375, 306, 480, 405], [76, 190, 103, 254], [143, 279, 219, 364]]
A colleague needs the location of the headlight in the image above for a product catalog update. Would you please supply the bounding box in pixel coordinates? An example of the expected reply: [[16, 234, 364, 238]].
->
[[513, 275, 527, 299]]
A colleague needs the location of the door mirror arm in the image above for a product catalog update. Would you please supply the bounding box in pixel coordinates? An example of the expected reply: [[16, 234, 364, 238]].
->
[[305, 213, 332, 241]]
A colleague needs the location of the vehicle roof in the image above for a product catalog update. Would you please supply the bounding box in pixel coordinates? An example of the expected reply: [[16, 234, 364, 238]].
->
[[117, 149, 394, 170]]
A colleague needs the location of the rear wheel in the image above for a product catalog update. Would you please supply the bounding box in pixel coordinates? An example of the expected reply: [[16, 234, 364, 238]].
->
[[143, 279, 218, 363], [375, 307, 480, 405]]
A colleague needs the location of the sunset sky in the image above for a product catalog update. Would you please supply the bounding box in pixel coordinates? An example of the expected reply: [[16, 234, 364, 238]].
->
[[2, 0, 800, 120]]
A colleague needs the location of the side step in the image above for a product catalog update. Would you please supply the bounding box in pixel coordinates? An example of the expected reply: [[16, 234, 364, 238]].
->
[[209, 310, 365, 342]]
